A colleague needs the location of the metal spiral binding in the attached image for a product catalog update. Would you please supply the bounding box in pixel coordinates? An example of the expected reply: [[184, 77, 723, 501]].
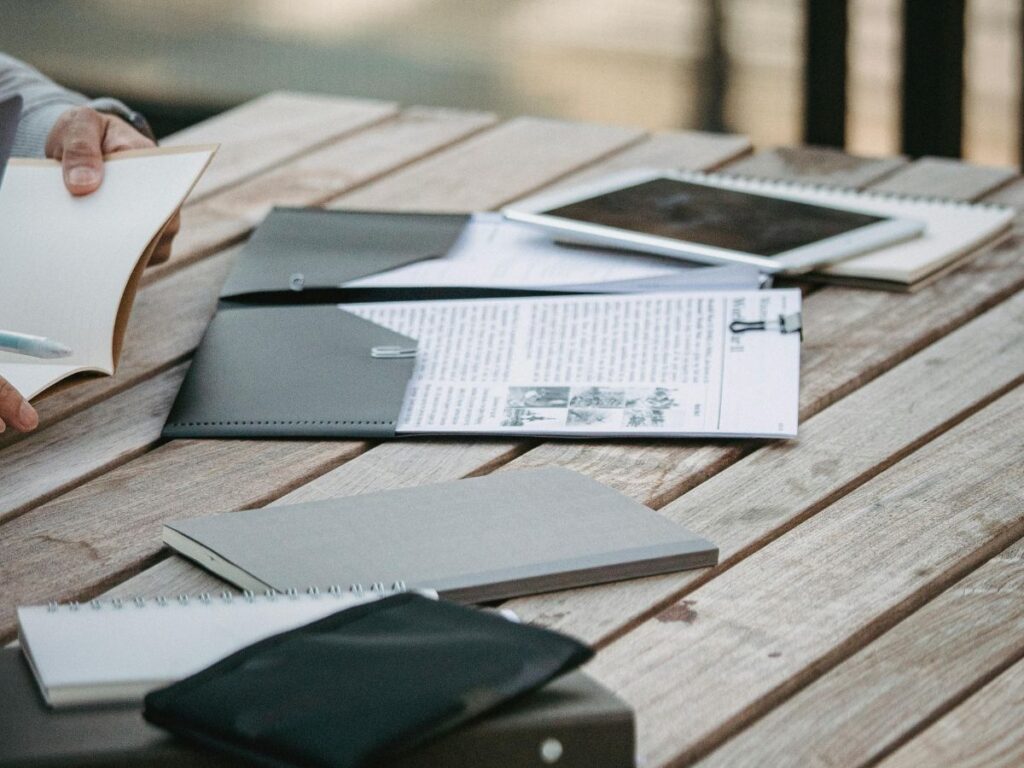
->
[[38, 581, 411, 611], [675, 169, 1014, 213]]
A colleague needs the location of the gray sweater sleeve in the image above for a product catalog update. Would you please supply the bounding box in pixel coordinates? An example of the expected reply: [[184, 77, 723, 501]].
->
[[1, 53, 139, 158], [0, 52, 89, 157]]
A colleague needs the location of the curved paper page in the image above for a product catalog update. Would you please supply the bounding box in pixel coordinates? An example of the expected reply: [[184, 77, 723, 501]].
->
[[0, 146, 215, 399]]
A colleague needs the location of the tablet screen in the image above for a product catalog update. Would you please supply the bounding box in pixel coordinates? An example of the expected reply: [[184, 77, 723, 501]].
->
[[543, 177, 887, 257]]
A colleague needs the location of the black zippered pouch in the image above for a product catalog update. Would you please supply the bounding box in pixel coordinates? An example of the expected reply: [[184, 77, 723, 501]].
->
[[143, 594, 592, 768]]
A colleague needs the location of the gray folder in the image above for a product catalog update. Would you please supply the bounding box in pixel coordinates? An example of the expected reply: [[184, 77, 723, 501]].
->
[[165, 207, 470, 439], [164, 207, 577, 439], [218, 208, 470, 300], [164, 304, 417, 438], [162, 468, 719, 603]]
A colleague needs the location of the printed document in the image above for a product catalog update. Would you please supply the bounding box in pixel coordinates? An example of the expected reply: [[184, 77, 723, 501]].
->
[[344, 213, 764, 292], [342, 290, 801, 438]]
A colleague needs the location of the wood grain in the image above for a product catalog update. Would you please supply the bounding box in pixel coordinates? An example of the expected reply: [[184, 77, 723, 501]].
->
[[519, 130, 752, 196], [587, 385, 1024, 767], [90, 132, 777, 603], [0, 438, 368, 641], [866, 156, 1017, 201], [877, 656, 1024, 768], [0, 365, 186, 525], [83, 151, 1020, 643], [503, 285, 1024, 643], [696, 538, 1024, 768], [331, 115, 645, 212], [163, 91, 397, 203], [0, 116, 667, 637], [147, 106, 497, 282], [721, 146, 906, 187]]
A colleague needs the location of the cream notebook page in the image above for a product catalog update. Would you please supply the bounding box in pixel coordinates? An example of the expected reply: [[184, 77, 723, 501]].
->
[[679, 171, 1013, 284], [0, 146, 214, 399]]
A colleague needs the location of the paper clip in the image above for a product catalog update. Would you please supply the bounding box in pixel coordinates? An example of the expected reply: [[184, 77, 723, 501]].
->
[[371, 345, 417, 359], [729, 311, 802, 339]]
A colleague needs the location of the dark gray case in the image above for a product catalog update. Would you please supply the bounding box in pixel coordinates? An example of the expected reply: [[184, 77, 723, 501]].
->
[[163, 208, 471, 439], [164, 305, 417, 438], [218, 208, 470, 300]]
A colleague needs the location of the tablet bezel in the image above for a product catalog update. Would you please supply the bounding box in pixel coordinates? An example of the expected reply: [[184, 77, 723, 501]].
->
[[503, 169, 925, 274]]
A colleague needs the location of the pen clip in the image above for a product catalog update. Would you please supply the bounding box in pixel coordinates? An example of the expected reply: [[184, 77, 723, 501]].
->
[[730, 311, 803, 340], [371, 345, 417, 359]]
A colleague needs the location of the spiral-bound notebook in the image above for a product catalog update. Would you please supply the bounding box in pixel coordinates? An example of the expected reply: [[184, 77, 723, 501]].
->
[[680, 170, 1014, 290], [17, 586, 410, 708]]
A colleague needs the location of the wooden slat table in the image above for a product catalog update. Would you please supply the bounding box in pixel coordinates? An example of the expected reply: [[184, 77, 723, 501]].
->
[[2, 92, 1023, 767]]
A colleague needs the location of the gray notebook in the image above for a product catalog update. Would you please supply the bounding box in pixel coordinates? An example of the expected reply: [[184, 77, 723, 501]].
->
[[163, 468, 717, 603]]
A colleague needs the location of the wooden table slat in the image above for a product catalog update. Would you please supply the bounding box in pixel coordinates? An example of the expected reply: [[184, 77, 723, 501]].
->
[[148, 106, 498, 283], [720, 146, 907, 188], [330, 115, 646, 212], [2, 93, 1022, 766], [588, 384, 1024, 766], [0, 115, 673, 638], [0, 438, 368, 638], [505, 283, 1024, 644], [876, 655, 1024, 768], [696, 538, 1024, 768], [164, 91, 398, 203], [0, 365, 187, 525]]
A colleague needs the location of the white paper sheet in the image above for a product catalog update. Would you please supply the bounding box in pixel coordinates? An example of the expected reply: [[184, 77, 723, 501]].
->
[[344, 213, 763, 291], [342, 289, 801, 438], [0, 147, 213, 399]]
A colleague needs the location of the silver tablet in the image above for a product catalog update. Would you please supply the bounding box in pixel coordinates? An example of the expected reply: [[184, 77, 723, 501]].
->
[[504, 169, 925, 274]]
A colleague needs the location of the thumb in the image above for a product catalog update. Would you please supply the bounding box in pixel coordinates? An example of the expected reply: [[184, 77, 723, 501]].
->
[[56, 108, 106, 196]]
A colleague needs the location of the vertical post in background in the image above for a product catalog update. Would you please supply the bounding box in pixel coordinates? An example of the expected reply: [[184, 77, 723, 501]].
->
[[901, 0, 966, 158], [803, 0, 849, 148], [695, 0, 729, 133]]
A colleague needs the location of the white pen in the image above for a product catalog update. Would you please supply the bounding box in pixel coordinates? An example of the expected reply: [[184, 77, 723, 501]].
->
[[0, 330, 73, 359]]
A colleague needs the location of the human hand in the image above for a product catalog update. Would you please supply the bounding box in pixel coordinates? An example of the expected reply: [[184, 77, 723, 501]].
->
[[0, 376, 38, 433], [45, 106, 178, 265]]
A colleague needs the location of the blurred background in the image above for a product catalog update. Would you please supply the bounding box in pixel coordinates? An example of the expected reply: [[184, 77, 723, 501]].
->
[[1, 0, 1020, 165]]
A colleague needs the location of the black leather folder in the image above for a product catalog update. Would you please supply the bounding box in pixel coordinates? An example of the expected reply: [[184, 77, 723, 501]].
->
[[164, 207, 590, 440], [218, 208, 470, 302], [165, 208, 474, 439]]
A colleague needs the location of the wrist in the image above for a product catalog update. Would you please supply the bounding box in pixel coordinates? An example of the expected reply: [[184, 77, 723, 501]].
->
[[87, 97, 156, 143]]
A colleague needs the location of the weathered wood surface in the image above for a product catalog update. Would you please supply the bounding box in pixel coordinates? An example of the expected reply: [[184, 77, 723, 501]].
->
[[149, 106, 497, 282], [2, 94, 1022, 767], [588, 385, 1024, 765], [505, 284, 1024, 643], [877, 655, 1024, 768], [696, 538, 1024, 767], [163, 91, 398, 203], [0, 123, 755, 635]]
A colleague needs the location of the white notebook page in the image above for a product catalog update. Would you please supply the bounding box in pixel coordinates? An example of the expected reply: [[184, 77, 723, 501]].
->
[[342, 290, 801, 438], [0, 147, 214, 399], [17, 591, 390, 707]]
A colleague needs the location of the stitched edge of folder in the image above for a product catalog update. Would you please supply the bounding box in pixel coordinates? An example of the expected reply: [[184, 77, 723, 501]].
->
[[165, 419, 394, 427]]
